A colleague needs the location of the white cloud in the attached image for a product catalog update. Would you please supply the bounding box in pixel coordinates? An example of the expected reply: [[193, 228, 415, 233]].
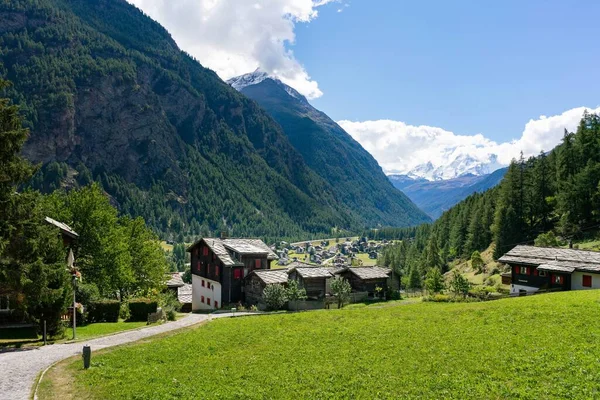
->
[[339, 106, 600, 176], [128, 0, 336, 99]]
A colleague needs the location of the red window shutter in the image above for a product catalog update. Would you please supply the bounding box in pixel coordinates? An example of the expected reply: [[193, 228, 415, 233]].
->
[[207, 298, 211, 306], [201, 296, 204, 303], [583, 275, 592, 287], [207, 264, 211, 275], [215, 266, 219, 277], [215, 301, 218, 309], [534, 269, 538, 276], [203, 246, 209, 256], [255, 259, 261, 269], [514, 266, 519, 275]]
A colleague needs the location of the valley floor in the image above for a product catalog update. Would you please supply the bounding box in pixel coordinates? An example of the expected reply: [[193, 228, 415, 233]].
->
[[38, 291, 600, 399]]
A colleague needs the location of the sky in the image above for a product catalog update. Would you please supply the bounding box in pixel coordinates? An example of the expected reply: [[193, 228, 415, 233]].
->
[[128, 0, 600, 177]]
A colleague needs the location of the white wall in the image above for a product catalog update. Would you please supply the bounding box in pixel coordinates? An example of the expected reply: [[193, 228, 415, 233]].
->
[[571, 272, 600, 290], [510, 283, 539, 295], [192, 274, 222, 311]]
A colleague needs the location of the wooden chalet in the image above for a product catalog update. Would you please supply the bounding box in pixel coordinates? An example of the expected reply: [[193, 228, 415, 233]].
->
[[336, 266, 396, 297], [499, 245, 600, 294], [187, 238, 278, 310], [287, 262, 333, 299], [245, 269, 289, 305]]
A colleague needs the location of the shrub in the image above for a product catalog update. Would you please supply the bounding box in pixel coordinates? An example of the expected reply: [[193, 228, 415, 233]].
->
[[330, 277, 352, 308], [386, 286, 401, 300], [76, 283, 100, 308], [88, 300, 120, 323], [119, 302, 131, 321], [158, 292, 181, 321], [262, 284, 287, 311], [128, 298, 158, 321], [423, 294, 451, 302]]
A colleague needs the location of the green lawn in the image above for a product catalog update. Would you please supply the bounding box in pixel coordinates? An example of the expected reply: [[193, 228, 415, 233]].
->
[[41, 291, 600, 399]]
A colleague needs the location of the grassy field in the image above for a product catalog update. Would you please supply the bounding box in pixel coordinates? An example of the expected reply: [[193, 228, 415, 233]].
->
[[40, 290, 600, 399]]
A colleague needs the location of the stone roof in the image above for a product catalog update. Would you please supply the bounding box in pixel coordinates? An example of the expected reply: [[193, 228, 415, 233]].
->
[[293, 267, 333, 279], [537, 264, 576, 273], [44, 216, 79, 239], [252, 269, 289, 285], [178, 283, 192, 304], [346, 266, 391, 280], [187, 238, 278, 266], [165, 272, 184, 288], [499, 245, 600, 273]]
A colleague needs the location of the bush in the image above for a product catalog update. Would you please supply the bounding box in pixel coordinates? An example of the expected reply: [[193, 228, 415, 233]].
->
[[128, 298, 158, 321], [88, 300, 120, 323], [158, 292, 181, 321], [119, 302, 131, 321], [386, 286, 401, 300], [76, 283, 100, 308], [423, 294, 451, 302], [262, 284, 287, 311]]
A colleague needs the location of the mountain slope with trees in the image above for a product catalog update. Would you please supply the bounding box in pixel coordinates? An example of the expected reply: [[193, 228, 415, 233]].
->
[[0, 0, 429, 241], [229, 71, 430, 228], [379, 112, 600, 288]]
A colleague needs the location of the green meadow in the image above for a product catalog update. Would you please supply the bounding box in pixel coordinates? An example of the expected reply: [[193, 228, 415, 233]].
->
[[41, 291, 600, 399]]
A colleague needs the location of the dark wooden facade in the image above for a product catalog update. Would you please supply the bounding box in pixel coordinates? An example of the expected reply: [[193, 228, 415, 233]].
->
[[288, 270, 327, 300], [188, 239, 273, 307], [510, 264, 570, 292], [338, 270, 388, 296]]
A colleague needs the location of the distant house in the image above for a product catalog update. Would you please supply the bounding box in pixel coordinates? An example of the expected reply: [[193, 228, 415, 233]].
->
[[368, 251, 378, 259], [187, 238, 278, 310], [178, 283, 192, 313], [336, 267, 397, 296], [165, 272, 184, 296], [499, 245, 600, 295]]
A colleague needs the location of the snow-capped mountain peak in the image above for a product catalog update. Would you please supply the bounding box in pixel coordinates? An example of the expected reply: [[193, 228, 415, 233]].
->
[[227, 69, 270, 91], [227, 69, 307, 102], [407, 154, 503, 181]]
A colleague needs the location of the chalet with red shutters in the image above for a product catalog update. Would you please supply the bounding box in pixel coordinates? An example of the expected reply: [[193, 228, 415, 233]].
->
[[187, 238, 278, 310], [499, 245, 600, 295]]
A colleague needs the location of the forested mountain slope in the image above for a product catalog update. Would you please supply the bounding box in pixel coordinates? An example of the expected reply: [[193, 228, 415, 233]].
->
[[229, 71, 430, 228], [378, 112, 600, 286], [0, 0, 428, 240]]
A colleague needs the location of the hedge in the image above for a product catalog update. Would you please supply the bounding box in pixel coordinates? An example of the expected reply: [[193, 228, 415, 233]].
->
[[87, 300, 120, 323], [128, 298, 158, 321]]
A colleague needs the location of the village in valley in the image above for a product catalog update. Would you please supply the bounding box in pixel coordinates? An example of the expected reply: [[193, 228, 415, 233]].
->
[[2, 0, 600, 399]]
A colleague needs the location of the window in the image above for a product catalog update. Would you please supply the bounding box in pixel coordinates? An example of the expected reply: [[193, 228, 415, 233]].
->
[[583, 275, 592, 288], [215, 301, 219, 309], [255, 259, 261, 269], [513, 266, 519, 275], [202, 280, 205, 287], [520, 266, 529, 275], [553, 275, 564, 284], [539, 270, 547, 277], [203, 246, 209, 256], [201, 296, 204, 303], [207, 298, 211, 306], [234, 269, 242, 280]]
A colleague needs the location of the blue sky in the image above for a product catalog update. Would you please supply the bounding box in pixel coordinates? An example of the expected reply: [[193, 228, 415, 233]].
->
[[298, 0, 600, 143], [130, 0, 600, 176]]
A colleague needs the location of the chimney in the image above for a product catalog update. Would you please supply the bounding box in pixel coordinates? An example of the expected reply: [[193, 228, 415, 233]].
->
[[220, 231, 228, 240], [569, 239, 573, 249]]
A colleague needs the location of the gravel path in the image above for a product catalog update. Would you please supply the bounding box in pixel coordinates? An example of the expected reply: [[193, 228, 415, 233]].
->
[[0, 313, 232, 400]]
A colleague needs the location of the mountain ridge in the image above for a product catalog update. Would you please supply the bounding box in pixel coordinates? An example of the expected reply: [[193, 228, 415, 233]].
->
[[228, 70, 431, 227]]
